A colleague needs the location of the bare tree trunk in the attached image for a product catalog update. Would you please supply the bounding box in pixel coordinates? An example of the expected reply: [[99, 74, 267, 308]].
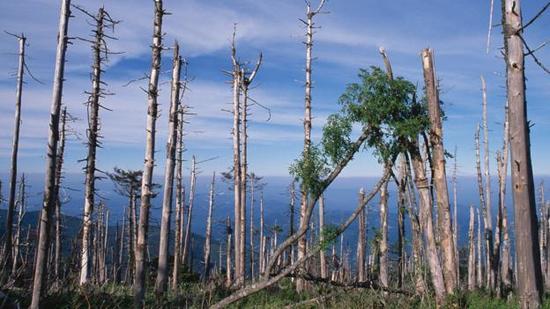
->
[[155, 42, 182, 296], [171, 107, 184, 291], [134, 0, 164, 306], [404, 154, 427, 294], [230, 36, 243, 286], [259, 193, 265, 274], [481, 75, 496, 291], [452, 146, 460, 286], [468, 204, 476, 290], [54, 108, 67, 281], [357, 189, 366, 282], [422, 48, 457, 293], [410, 146, 446, 304], [379, 181, 389, 288], [226, 216, 233, 288], [80, 8, 107, 286], [475, 125, 486, 288], [477, 207, 484, 288], [30, 0, 70, 307], [397, 163, 406, 288], [4, 35, 26, 273], [289, 181, 296, 267], [11, 175, 26, 276], [249, 175, 255, 281], [502, 0, 544, 306], [182, 155, 196, 268], [297, 0, 325, 292], [496, 104, 510, 295], [203, 173, 215, 281], [319, 195, 327, 279]]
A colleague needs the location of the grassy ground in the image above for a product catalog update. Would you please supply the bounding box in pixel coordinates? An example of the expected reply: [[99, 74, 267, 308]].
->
[[7, 279, 550, 308]]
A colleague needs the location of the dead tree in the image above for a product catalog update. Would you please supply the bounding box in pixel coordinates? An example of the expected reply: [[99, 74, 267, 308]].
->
[[319, 195, 327, 279], [410, 141, 446, 304], [203, 172, 216, 281], [468, 204, 476, 290], [182, 155, 197, 268], [259, 192, 265, 274], [225, 216, 233, 287], [172, 103, 187, 291], [475, 125, 486, 287], [356, 188, 366, 282], [297, 0, 326, 292], [3, 33, 26, 273], [397, 158, 407, 288], [481, 75, 496, 290], [11, 174, 26, 276], [134, 0, 164, 306], [422, 48, 457, 293], [288, 181, 296, 267], [229, 32, 244, 286], [379, 181, 389, 288], [502, 0, 544, 306], [30, 0, 71, 307], [79, 7, 117, 286], [452, 146, 459, 285], [497, 103, 511, 293], [54, 107, 68, 281], [155, 41, 182, 296], [476, 207, 484, 288]]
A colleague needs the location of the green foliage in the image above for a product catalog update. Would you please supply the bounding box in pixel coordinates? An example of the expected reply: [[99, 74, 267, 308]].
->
[[338, 66, 429, 163], [319, 224, 340, 250], [321, 114, 353, 164], [289, 145, 329, 197]]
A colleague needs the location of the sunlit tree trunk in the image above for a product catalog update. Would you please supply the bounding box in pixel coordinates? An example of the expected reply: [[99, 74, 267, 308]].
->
[[379, 181, 389, 288], [356, 189, 366, 282], [4, 35, 26, 272], [134, 0, 164, 306], [225, 216, 233, 287], [155, 42, 182, 296], [468, 204, 476, 290], [319, 195, 327, 279], [11, 175, 26, 276], [203, 173, 215, 281], [54, 107, 67, 281], [422, 49, 457, 293], [182, 156, 196, 268], [171, 107, 184, 291], [30, 1, 70, 307]]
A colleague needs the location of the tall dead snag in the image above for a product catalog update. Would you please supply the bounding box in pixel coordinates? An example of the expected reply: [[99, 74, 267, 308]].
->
[[475, 126, 486, 288], [288, 181, 296, 267], [3, 34, 26, 273], [480, 75, 496, 290], [155, 41, 182, 296], [203, 172, 216, 281], [410, 143, 446, 303], [225, 216, 233, 287], [182, 155, 197, 268], [397, 158, 407, 288], [79, 7, 117, 286], [240, 54, 262, 283], [403, 154, 426, 294], [422, 48, 457, 293], [134, 0, 164, 306], [259, 193, 265, 274], [229, 33, 244, 286], [452, 146, 459, 285], [379, 181, 389, 288], [502, 0, 544, 306], [297, 0, 326, 292], [11, 174, 26, 276], [497, 103, 511, 293], [468, 204, 476, 290], [30, 0, 70, 307], [172, 103, 186, 291], [356, 188, 366, 282], [54, 107, 67, 281], [319, 195, 327, 279], [476, 207, 484, 287]]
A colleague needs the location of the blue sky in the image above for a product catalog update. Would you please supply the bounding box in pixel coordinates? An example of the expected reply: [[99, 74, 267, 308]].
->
[[0, 0, 548, 179]]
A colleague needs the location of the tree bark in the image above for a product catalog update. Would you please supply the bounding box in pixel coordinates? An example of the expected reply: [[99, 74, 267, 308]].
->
[[410, 146, 446, 304], [11, 174, 26, 276], [30, 0, 70, 307], [54, 107, 67, 281], [477, 207, 484, 288], [319, 195, 327, 279], [502, 1, 544, 305], [171, 107, 184, 291], [422, 48, 457, 293], [4, 35, 26, 272], [134, 0, 163, 306], [226, 216, 233, 288], [155, 42, 181, 295], [182, 155, 196, 268], [468, 204, 476, 290], [80, 8, 106, 286], [357, 189, 366, 282], [203, 173, 215, 281], [379, 180, 389, 288]]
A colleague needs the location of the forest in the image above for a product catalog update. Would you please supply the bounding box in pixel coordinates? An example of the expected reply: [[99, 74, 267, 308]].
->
[[0, 0, 548, 308]]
